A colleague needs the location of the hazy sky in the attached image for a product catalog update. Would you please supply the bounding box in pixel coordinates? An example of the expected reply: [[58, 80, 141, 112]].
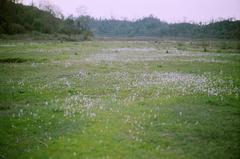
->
[[23, 0, 240, 22]]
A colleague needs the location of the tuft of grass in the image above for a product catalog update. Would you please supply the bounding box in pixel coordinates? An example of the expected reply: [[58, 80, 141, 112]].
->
[[0, 57, 29, 63], [0, 57, 47, 63]]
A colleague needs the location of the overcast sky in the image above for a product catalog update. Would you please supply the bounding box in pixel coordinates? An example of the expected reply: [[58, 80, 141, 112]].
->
[[22, 0, 240, 22]]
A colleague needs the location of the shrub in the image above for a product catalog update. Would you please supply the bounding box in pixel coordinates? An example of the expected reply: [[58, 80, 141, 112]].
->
[[0, 57, 29, 63], [0, 25, 4, 34], [8, 23, 25, 34]]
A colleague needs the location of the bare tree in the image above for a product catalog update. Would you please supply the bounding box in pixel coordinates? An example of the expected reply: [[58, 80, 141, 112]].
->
[[76, 5, 88, 17], [38, 0, 63, 19]]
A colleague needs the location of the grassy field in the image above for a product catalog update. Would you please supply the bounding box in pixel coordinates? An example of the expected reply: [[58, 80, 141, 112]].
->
[[0, 39, 240, 159]]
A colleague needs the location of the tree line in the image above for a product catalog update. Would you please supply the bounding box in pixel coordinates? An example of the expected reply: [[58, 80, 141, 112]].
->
[[87, 15, 240, 39], [0, 1, 239, 39], [0, 0, 92, 39]]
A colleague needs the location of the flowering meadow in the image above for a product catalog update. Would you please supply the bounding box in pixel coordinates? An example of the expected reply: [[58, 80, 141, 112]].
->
[[0, 40, 239, 159]]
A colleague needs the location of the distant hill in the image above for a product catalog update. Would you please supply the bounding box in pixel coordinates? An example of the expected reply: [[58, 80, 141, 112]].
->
[[0, 0, 92, 39], [0, 1, 239, 39], [87, 16, 240, 39], [0, 0, 60, 34]]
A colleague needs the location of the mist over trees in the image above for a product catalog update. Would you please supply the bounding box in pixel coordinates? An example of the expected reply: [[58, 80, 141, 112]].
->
[[0, 1, 239, 39], [87, 15, 240, 39]]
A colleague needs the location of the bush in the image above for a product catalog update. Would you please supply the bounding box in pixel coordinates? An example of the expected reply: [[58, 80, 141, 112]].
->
[[0, 25, 4, 34], [0, 57, 29, 63], [82, 30, 93, 40], [42, 24, 54, 33], [32, 19, 43, 32], [8, 23, 25, 34]]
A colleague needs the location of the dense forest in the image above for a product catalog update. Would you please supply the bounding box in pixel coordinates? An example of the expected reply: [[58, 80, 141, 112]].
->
[[0, 0, 92, 39], [0, 0, 240, 39], [87, 16, 240, 39]]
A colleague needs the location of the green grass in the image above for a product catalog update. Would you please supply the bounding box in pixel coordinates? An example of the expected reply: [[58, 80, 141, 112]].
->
[[0, 39, 240, 159]]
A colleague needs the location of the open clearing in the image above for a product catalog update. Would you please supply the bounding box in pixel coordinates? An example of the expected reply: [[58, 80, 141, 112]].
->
[[0, 40, 240, 159]]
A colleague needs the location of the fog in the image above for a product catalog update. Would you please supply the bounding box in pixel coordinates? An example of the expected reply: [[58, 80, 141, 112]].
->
[[23, 0, 240, 22]]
